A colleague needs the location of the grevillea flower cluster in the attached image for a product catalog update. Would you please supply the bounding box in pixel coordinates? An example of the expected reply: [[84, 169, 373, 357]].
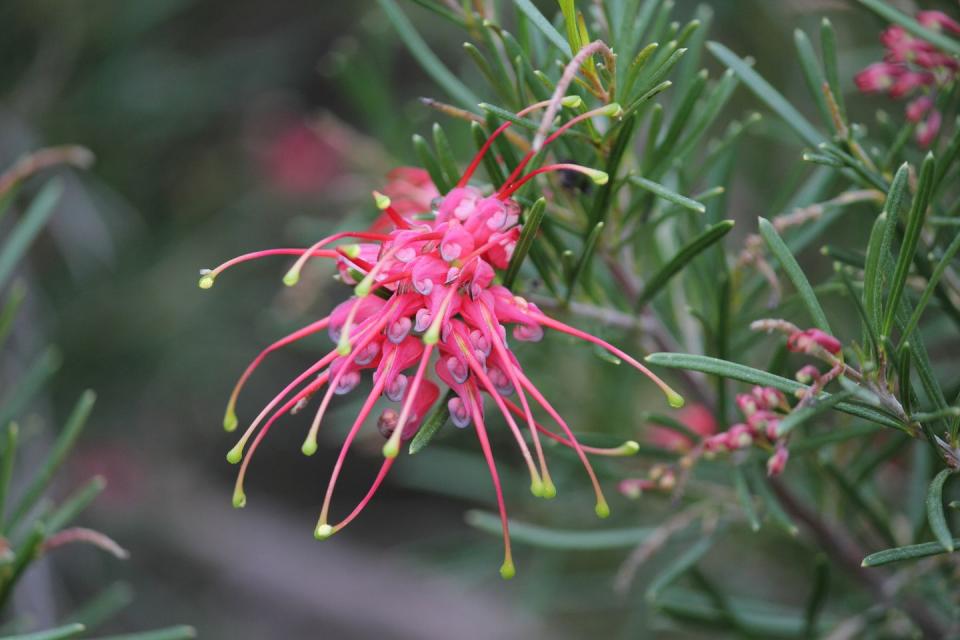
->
[[855, 10, 960, 147], [622, 324, 845, 498], [199, 97, 684, 578]]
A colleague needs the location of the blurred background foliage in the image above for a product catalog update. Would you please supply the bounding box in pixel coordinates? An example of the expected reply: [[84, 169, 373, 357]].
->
[[1, 0, 958, 638]]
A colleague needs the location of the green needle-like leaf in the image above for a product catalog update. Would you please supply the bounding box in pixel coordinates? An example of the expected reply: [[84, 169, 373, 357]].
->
[[408, 389, 454, 455], [565, 221, 604, 303], [0, 180, 62, 289], [733, 466, 760, 532], [862, 538, 960, 567], [707, 42, 822, 148], [44, 476, 106, 533], [88, 626, 197, 640], [635, 220, 733, 308], [511, 0, 571, 55], [882, 153, 935, 339], [503, 197, 546, 288], [820, 19, 845, 121], [900, 221, 960, 345], [431, 123, 460, 188], [792, 29, 831, 130], [775, 391, 854, 438], [629, 175, 707, 214], [758, 217, 832, 334], [927, 469, 955, 552], [466, 510, 653, 549], [0, 623, 87, 640], [412, 134, 452, 194], [645, 353, 903, 430], [377, 0, 478, 107], [6, 391, 96, 533], [647, 536, 715, 602]]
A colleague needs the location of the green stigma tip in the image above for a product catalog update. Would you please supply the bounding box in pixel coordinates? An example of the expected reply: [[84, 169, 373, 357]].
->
[[499, 560, 516, 580], [223, 411, 238, 432], [595, 501, 611, 519], [354, 280, 372, 298], [232, 490, 247, 509], [314, 524, 334, 540], [226, 445, 243, 464], [342, 243, 361, 258], [198, 274, 215, 289], [373, 191, 391, 210], [282, 270, 300, 287], [541, 479, 557, 499], [530, 479, 544, 497], [602, 102, 623, 117], [588, 170, 609, 185], [423, 327, 440, 345], [301, 438, 318, 456], [382, 438, 400, 459], [560, 95, 582, 108], [622, 440, 640, 456], [336, 339, 352, 356], [666, 391, 685, 409]]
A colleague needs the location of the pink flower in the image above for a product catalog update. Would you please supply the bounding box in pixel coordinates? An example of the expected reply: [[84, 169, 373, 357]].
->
[[917, 11, 960, 35], [648, 403, 717, 451], [856, 10, 959, 148], [855, 62, 903, 92], [917, 108, 943, 147], [767, 445, 789, 477], [905, 95, 935, 121], [795, 364, 821, 384], [258, 120, 342, 194], [787, 328, 842, 355], [369, 167, 439, 233], [200, 99, 682, 578]]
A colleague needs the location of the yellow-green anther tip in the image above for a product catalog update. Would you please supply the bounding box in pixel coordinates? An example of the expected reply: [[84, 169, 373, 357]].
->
[[423, 327, 440, 345], [382, 438, 400, 459], [561, 95, 582, 108], [223, 410, 238, 432], [595, 501, 611, 519], [198, 274, 215, 289], [499, 560, 516, 580], [314, 524, 334, 540], [282, 270, 300, 287], [667, 391, 685, 409], [232, 489, 247, 509], [226, 444, 243, 465], [623, 440, 640, 456], [301, 438, 318, 456], [336, 338, 352, 356], [373, 191, 391, 210]]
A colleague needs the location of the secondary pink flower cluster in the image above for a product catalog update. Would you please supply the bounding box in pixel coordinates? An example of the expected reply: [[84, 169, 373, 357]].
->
[[622, 325, 845, 499], [855, 10, 960, 147], [200, 98, 683, 578]]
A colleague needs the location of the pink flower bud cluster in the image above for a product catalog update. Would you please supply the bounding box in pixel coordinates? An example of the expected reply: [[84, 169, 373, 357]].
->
[[701, 386, 790, 477], [855, 10, 960, 147]]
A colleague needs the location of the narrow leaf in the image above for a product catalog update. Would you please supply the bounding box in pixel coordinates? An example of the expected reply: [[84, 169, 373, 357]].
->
[[1, 624, 87, 640], [862, 538, 960, 567], [775, 391, 854, 438], [706, 42, 822, 148], [466, 510, 652, 549], [511, 0, 571, 55], [647, 536, 715, 602], [503, 197, 546, 288], [377, 0, 478, 107], [629, 175, 707, 213], [7, 391, 96, 532], [927, 469, 955, 552], [733, 466, 760, 532], [758, 217, 832, 334], [88, 626, 197, 640], [0, 180, 63, 289], [635, 220, 733, 308], [883, 154, 935, 339], [408, 389, 454, 454]]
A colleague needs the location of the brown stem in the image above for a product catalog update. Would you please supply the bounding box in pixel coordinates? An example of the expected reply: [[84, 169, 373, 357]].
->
[[770, 478, 948, 639]]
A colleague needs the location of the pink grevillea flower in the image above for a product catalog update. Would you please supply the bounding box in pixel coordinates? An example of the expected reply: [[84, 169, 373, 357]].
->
[[369, 167, 439, 233], [855, 11, 960, 147], [787, 328, 842, 356], [199, 97, 683, 578], [648, 403, 717, 452]]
